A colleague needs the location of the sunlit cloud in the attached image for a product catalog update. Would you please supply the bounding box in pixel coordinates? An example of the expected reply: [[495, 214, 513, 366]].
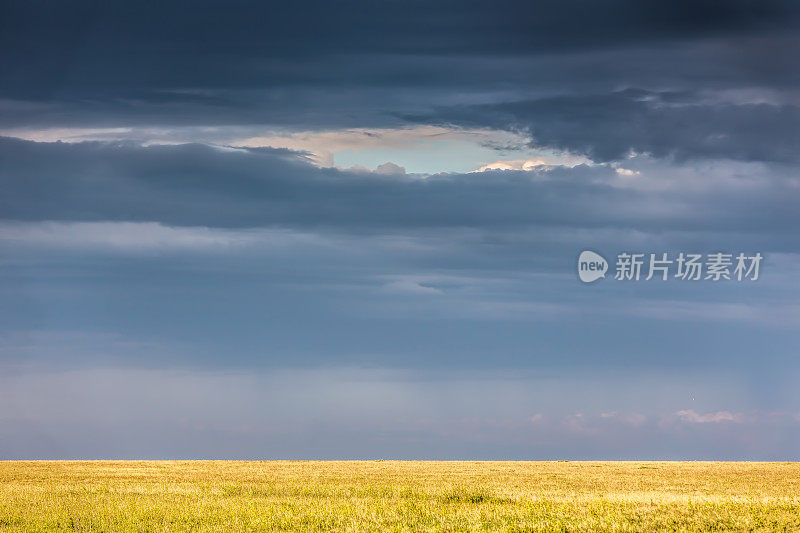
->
[[473, 158, 549, 172], [674, 410, 746, 424]]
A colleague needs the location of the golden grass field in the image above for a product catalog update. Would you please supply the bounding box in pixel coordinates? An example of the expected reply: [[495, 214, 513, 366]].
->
[[1, 461, 799, 532]]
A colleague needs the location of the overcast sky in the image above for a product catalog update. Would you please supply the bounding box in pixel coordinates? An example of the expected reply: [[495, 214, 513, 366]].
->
[[1, 0, 800, 459]]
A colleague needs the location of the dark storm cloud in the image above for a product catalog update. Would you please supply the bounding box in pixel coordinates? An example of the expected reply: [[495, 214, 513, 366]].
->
[[2, 0, 795, 96], [420, 89, 800, 163], [1, 0, 799, 134], [2, 136, 799, 236]]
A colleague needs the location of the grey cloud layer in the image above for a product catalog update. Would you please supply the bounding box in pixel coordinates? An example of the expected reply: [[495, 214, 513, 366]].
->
[[2, 137, 799, 240], [421, 89, 800, 163], [2, 136, 798, 378]]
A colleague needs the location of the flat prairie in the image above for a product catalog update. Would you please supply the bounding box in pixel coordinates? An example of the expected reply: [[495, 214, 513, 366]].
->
[[1, 461, 799, 531]]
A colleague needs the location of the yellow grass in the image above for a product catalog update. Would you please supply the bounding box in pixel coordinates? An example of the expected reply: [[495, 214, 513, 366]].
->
[[1, 461, 799, 531]]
